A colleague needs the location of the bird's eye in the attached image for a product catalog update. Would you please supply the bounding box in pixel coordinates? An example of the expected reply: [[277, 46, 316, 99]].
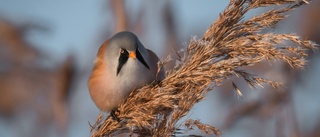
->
[[120, 48, 125, 54]]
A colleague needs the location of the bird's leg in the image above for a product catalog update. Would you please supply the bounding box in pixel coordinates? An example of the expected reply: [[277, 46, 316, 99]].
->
[[152, 80, 162, 87], [110, 109, 120, 122]]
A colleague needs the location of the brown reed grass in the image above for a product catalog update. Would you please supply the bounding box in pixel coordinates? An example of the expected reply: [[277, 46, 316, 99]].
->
[[90, 0, 318, 136]]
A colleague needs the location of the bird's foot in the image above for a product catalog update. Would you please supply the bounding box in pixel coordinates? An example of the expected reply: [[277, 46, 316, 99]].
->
[[110, 109, 120, 122], [152, 80, 162, 87]]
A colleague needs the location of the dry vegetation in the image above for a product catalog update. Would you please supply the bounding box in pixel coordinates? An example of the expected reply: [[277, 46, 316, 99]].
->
[[90, 0, 318, 136], [0, 19, 75, 136]]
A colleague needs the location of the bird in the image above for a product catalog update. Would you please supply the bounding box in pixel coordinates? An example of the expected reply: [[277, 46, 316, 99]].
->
[[88, 31, 165, 113]]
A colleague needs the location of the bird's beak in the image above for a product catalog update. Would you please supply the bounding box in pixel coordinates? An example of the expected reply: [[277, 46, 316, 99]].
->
[[128, 52, 136, 58]]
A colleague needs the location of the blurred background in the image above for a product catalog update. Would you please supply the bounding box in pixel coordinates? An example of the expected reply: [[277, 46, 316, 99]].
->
[[0, 0, 319, 137]]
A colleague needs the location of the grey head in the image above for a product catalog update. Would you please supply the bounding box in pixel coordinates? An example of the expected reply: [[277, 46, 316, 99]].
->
[[105, 31, 150, 76]]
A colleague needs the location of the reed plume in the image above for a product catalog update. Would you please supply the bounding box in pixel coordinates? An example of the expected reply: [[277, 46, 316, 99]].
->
[[90, 0, 318, 136]]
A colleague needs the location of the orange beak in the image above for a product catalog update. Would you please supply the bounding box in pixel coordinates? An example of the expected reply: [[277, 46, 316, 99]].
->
[[129, 52, 136, 58]]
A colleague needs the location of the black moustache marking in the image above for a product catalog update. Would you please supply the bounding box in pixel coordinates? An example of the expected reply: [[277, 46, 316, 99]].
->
[[136, 49, 150, 70], [116, 49, 129, 76]]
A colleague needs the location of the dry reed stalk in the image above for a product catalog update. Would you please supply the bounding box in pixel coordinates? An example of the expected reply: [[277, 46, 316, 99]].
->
[[110, 0, 127, 32], [90, 0, 318, 136]]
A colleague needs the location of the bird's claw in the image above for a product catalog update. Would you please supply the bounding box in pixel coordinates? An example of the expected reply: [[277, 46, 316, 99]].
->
[[110, 109, 120, 122]]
